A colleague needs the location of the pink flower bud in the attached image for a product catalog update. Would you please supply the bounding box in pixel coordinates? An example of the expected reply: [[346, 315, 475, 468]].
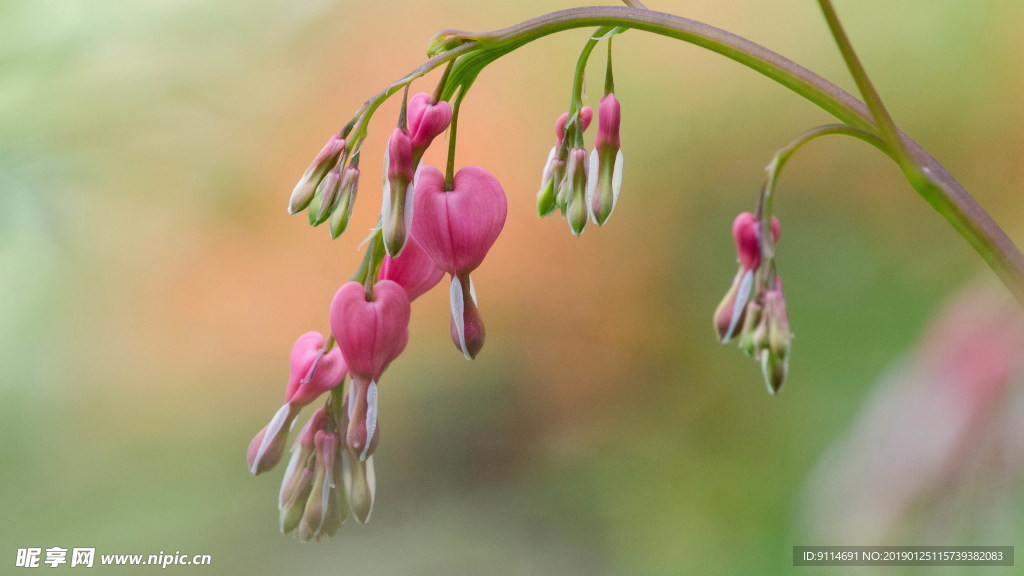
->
[[247, 403, 299, 475], [382, 128, 415, 257], [289, 135, 345, 215], [540, 107, 591, 218], [555, 106, 593, 148], [283, 332, 347, 408], [407, 92, 453, 156], [379, 234, 445, 301], [411, 165, 507, 359], [733, 212, 781, 271], [329, 280, 411, 382], [587, 93, 623, 226]]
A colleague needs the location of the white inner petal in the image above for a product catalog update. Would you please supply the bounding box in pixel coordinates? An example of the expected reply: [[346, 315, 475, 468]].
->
[[725, 270, 754, 343], [360, 381, 378, 462], [611, 149, 624, 209], [450, 276, 470, 360], [541, 146, 557, 185], [252, 403, 291, 474], [586, 148, 599, 222]]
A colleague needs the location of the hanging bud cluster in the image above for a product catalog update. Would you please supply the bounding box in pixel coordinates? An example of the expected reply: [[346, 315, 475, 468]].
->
[[538, 37, 624, 236], [287, 132, 362, 240], [713, 212, 793, 393]]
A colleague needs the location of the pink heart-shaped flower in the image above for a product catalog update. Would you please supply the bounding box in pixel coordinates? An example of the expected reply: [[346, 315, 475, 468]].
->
[[284, 331, 348, 407], [411, 165, 507, 275], [329, 280, 411, 380]]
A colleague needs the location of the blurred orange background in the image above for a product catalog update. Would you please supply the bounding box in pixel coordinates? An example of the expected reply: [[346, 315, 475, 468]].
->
[[4, 0, 1024, 574]]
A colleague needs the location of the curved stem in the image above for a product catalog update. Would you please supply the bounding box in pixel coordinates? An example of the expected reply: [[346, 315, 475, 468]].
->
[[756, 124, 888, 291], [445, 88, 467, 190], [359, 6, 1024, 304], [817, 0, 911, 168]]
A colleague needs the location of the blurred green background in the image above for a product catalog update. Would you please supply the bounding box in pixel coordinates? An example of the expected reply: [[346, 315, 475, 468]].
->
[[4, 0, 1024, 574]]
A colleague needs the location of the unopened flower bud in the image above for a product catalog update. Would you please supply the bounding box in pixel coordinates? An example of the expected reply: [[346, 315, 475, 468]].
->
[[536, 147, 564, 217], [289, 135, 345, 215], [733, 212, 781, 272], [382, 128, 415, 257], [329, 164, 360, 239], [587, 93, 623, 226], [408, 92, 452, 159], [564, 148, 590, 236], [308, 168, 342, 226], [756, 279, 792, 394], [343, 452, 377, 524], [298, 431, 346, 542], [713, 268, 754, 344], [247, 403, 299, 475], [278, 409, 328, 534], [284, 332, 347, 409], [555, 107, 593, 148]]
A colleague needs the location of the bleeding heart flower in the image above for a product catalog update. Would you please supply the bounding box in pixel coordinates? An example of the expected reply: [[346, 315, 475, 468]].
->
[[407, 92, 453, 158], [284, 332, 348, 408], [329, 280, 411, 460], [378, 234, 445, 302], [411, 165, 507, 359], [247, 332, 347, 476]]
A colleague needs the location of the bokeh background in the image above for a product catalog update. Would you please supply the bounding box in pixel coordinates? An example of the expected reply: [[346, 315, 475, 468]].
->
[[4, 0, 1024, 574]]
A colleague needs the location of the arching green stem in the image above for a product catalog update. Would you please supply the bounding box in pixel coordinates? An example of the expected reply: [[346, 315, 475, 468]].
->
[[755, 124, 888, 292], [351, 6, 1024, 304]]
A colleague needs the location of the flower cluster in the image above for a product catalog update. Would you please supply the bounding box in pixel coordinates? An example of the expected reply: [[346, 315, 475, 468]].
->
[[251, 90, 507, 538], [537, 91, 624, 236], [714, 212, 793, 393]]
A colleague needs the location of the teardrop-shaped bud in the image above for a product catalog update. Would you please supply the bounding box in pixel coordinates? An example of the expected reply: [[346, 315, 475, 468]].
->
[[565, 148, 590, 236], [329, 165, 361, 239], [289, 135, 345, 215], [247, 403, 299, 475], [382, 128, 415, 257]]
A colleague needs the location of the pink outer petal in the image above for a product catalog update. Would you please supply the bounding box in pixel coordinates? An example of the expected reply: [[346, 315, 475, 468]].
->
[[284, 332, 348, 407], [407, 92, 453, 151], [379, 235, 445, 301], [732, 212, 780, 271], [329, 280, 411, 380], [554, 106, 594, 148], [596, 94, 621, 150], [411, 165, 508, 275]]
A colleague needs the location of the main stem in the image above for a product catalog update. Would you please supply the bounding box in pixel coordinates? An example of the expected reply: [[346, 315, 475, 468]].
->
[[368, 6, 1024, 304]]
